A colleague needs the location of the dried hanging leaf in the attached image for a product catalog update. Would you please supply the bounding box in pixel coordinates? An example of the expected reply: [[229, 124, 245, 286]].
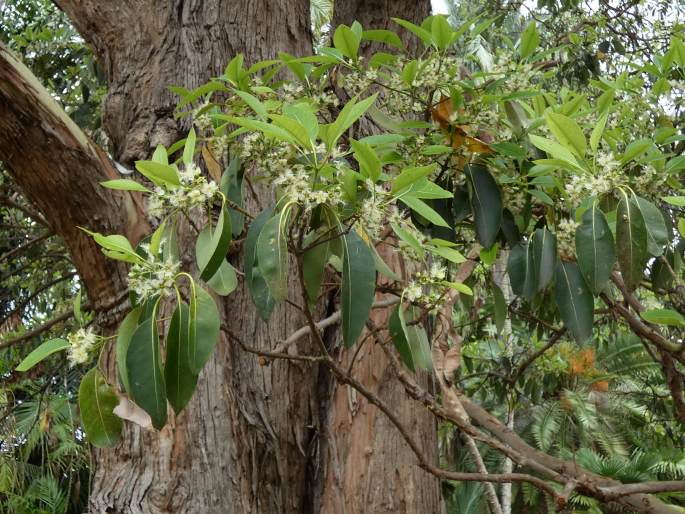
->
[[202, 146, 222, 183], [113, 394, 154, 430]]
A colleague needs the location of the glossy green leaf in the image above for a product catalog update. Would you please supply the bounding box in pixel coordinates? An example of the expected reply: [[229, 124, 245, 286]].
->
[[392, 18, 433, 46], [196, 226, 237, 296], [341, 230, 376, 347], [633, 195, 668, 257], [302, 234, 331, 306], [333, 25, 360, 59], [431, 15, 454, 50], [466, 164, 502, 248], [545, 112, 586, 157], [135, 161, 180, 187], [197, 207, 232, 282], [100, 179, 151, 193], [554, 261, 594, 343], [400, 194, 450, 228], [256, 207, 291, 301], [79, 368, 122, 448], [188, 283, 221, 373], [616, 192, 648, 290], [641, 309, 685, 327], [183, 127, 196, 166], [575, 204, 615, 294], [532, 227, 557, 291], [351, 139, 381, 182], [220, 157, 245, 237], [16, 338, 69, 372], [116, 307, 141, 394], [245, 208, 276, 320], [493, 284, 506, 334], [165, 302, 198, 414], [127, 305, 167, 429], [362, 29, 403, 50], [391, 164, 437, 195], [389, 305, 415, 371], [397, 304, 432, 370], [519, 21, 539, 59]]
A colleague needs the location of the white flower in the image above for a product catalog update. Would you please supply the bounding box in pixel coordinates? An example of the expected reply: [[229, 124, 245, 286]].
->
[[405, 282, 423, 302], [67, 328, 97, 367], [128, 257, 180, 302], [429, 263, 447, 281]]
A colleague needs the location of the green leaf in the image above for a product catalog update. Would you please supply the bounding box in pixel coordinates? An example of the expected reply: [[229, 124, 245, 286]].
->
[[328, 93, 378, 147], [620, 139, 652, 164], [302, 234, 331, 306], [188, 283, 221, 373], [196, 226, 237, 296], [641, 309, 685, 327], [519, 21, 539, 60], [149, 219, 166, 257], [575, 203, 615, 294], [408, 179, 453, 199], [391, 164, 438, 195], [431, 15, 454, 50], [234, 90, 267, 119], [257, 207, 291, 301], [529, 134, 581, 168], [220, 157, 245, 237], [341, 230, 376, 347], [590, 111, 608, 154], [81, 229, 144, 264], [245, 208, 276, 320], [79, 368, 122, 448], [392, 222, 424, 259], [116, 308, 141, 394], [100, 179, 151, 193], [616, 191, 648, 290], [400, 195, 450, 228], [351, 139, 381, 182], [466, 164, 502, 248], [663, 196, 685, 207], [428, 245, 466, 263], [183, 127, 196, 166], [554, 261, 594, 343], [396, 304, 432, 370], [531, 227, 557, 291], [633, 195, 668, 257], [16, 338, 69, 372], [392, 18, 432, 46], [135, 161, 180, 187], [545, 112, 586, 157], [165, 302, 198, 414], [282, 103, 319, 144], [493, 284, 506, 334], [507, 243, 527, 296], [333, 25, 360, 59], [389, 305, 415, 371], [362, 29, 403, 50], [127, 304, 167, 429], [197, 206, 232, 282]]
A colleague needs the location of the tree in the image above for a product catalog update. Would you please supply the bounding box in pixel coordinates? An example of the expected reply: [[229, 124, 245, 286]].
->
[[2, 1, 685, 513], [0, 1, 439, 513]]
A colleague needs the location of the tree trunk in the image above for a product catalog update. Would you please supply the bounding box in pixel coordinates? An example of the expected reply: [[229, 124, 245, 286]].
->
[[2, 0, 441, 512]]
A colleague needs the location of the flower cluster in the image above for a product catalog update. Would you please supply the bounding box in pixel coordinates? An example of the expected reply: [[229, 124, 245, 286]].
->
[[272, 164, 345, 211], [67, 327, 98, 367], [147, 163, 219, 218], [404, 262, 449, 310], [557, 218, 579, 260], [128, 255, 180, 302]]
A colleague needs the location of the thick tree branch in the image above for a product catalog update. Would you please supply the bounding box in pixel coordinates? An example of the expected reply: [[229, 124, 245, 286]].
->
[[0, 43, 149, 317]]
